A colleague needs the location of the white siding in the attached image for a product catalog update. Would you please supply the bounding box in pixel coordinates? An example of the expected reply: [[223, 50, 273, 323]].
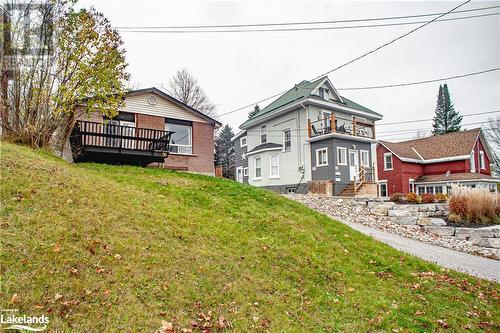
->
[[120, 93, 208, 123]]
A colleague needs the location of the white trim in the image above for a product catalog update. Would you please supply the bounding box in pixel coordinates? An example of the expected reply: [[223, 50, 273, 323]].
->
[[383, 152, 393, 171], [316, 148, 328, 167], [231, 130, 247, 142], [470, 151, 476, 173], [307, 131, 377, 144], [360, 150, 370, 168], [269, 154, 280, 178], [240, 136, 247, 147], [260, 124, 267, 144], [337, 147, 347, 166], [243, 167, 248, 177], [479, 150, 486, 170], [236, 166, 243, 183], [378, 182, 388, 198], [254, 156, 262, 180], [377, 142, 471, 164], [411, 147, 424, 161], [282, 128, 292, 152], [415, 178, 500, 185], [246, 146, 282, 156]]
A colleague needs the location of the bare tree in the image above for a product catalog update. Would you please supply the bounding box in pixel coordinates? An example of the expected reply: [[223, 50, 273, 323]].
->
[[166, 68, 216, 117], [485, 116, 500, 175]]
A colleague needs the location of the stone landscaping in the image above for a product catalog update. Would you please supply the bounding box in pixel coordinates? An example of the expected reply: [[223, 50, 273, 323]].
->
[[286, 194, 500, 260]]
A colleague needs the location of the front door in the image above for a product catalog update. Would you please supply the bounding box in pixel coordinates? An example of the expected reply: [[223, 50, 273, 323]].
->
[[120, 121, 136, 149], [236, 167, 243, 183], [349, 150, 359, 181]]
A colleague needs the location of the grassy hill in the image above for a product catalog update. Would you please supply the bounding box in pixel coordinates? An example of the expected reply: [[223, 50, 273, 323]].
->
[[0, 142, 498, 332]]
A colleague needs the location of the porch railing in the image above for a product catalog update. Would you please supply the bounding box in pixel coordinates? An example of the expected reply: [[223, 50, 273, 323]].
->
[[354, 166, 375, 194], [72, 120, 174, 153], [307, 114, 375, 139]]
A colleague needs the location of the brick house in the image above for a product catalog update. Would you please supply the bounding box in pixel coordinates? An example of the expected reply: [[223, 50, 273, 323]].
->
[[73, 87, 221, 175], [377, 128, 498, 196]]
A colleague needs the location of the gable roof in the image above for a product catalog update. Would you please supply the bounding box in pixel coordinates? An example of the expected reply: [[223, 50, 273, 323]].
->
[[416, 172, 499, 183], [379, 128, 483, 162], [240, 76, 380, 128], [126, 87, 221, 126]]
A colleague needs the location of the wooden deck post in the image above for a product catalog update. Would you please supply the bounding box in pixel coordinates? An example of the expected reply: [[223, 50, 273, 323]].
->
[[352, 117, 357, 136], [307, 119, 312, 138], [331, 113, 336, 133]]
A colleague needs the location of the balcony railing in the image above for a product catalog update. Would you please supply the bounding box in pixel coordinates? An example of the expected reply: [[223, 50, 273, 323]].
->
[[307, 114, 375, 139], [71, 120, 174, 154]]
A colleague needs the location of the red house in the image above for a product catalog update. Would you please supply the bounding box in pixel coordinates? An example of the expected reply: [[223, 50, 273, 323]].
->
[[376, 128, 498, 197]]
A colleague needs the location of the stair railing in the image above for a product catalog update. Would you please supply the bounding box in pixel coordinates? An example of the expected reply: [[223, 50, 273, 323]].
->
[[354, 167, 366, 195]]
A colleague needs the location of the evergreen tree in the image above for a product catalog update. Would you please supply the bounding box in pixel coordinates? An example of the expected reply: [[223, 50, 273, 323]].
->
[[248, 104, 260, 118], [432, 84, 462, 135], [215, 124, 235, 179]]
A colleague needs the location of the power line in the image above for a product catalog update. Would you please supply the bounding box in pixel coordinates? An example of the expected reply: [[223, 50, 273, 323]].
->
[[337, 68, 500, 91], [119, 12, 499, 33], [378, 120, 493, 138], [116, 5, 500, 29], [377, 110, 499, 126], [219, 0, 472, 118]]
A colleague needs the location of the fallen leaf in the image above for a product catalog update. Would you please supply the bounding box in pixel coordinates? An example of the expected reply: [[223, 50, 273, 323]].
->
[[9, 294, 19, 304], [114, 254, 122, 260], [69, 267, 79, 276], [348, 287, 355, 292], [53, 244, 61, 253], [437, 319, 449, 329], [217, 316, 230, 330], [54, 293, 63, 301], [159, 320, 174, 332]]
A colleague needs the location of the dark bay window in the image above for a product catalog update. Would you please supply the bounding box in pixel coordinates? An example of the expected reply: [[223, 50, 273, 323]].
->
[[165, 118, 192, 154]]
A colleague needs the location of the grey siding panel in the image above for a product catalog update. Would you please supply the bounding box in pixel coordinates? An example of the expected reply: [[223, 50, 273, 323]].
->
[[233, 135, 248, 183], [310, 137, 372, 195]]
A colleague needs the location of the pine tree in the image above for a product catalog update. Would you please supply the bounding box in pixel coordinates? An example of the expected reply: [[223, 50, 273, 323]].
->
[[214, 124, 235, 178], [432, 84, 462, 135], [248, 104, 260, 119]]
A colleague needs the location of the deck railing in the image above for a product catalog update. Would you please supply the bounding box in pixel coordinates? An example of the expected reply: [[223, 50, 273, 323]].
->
[[72, 120, 174, 153], [307, 114, 375, 139]]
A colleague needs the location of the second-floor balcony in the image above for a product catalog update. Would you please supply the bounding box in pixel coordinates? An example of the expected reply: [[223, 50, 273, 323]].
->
[[307, 114, 375, 139]]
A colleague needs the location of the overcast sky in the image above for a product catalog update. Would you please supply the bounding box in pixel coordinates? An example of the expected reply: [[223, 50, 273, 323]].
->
[[78, 0, 500, 141]]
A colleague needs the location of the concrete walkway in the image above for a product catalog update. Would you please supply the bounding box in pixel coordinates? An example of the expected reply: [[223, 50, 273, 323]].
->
[[334, 216, 500, 282]]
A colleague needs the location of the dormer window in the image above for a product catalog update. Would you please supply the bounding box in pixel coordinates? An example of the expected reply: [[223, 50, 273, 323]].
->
[[319, 88, 330, 100]]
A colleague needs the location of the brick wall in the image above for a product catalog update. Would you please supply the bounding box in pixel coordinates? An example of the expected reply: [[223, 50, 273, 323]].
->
[[136, 113, 163, 130]]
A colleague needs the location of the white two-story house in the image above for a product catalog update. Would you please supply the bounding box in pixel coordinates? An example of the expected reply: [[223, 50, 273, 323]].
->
[[234, 76, 383, 196]]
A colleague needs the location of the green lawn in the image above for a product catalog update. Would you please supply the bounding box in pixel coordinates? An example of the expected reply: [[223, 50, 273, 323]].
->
[[0, 142, 498, 332]]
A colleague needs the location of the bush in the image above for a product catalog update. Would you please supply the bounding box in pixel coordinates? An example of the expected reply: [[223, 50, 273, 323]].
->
[[390, 192, 404, 203], [421, 193, 435, 203], [435, 193, 448, 203], [448, 185, 499, 224], [406, 192, 421, 204], [447, 213, 462, 223]]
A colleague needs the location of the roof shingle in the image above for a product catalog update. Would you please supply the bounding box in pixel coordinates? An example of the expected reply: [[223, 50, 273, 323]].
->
[[380, 128, 481, 161]]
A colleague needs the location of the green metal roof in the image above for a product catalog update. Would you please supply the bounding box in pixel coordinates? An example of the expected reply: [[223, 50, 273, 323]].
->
[[241, 76, 380, 128]]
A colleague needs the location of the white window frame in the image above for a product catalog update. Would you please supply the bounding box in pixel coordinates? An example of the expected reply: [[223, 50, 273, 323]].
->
[[479, 150, 486, 170], [236, 166, 243, 183], [336, 147, 347, 166], [378, 181, 388, 198], [316, 148, 328, 167], [360, 150, 370, 168], [470, 151, 476, 172], [384, 153, 393, 171], [409, 178, 414, 193], [254, 157, 262, 180], [269, 154, 280, 178], [243, 167, 248, 177], [240, 136, 247, 147], [282, 128, 291, 152], [260, 125, 267, 144], [165, 122, 193, 155]]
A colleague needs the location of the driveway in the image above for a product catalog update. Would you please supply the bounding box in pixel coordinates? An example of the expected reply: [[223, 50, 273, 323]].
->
[[337, 215, 500, 282]]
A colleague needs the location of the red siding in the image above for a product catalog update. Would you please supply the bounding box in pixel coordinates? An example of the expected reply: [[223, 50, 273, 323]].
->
[[377, 135, 492, 196]]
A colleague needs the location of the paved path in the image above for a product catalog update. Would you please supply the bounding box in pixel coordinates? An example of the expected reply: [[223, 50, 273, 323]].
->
[[333, 216, 500, 282]]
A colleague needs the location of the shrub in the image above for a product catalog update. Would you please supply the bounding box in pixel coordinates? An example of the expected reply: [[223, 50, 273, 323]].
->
[[447, 213, 462, 223], [406, 192, 421, 204], [435, 193, 448, 203], [390, 192, 404, 203], [448, 185, 499, 224], [421, 193, 435, 204]]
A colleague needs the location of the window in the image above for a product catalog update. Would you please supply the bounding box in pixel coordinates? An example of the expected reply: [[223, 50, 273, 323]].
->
[[166, 120, 192, 154], [426, 186, 434, 194], [417, 186, 425, 195], [243, 167, 248, 177], [254, 157, 262, 179], [470, 151, 476, 172], [360, 150, 370, 168], [236, 167, 243, 183], [270, 154, 280, 178], [283, 129, 291, 152], [260, 125, 267, 144], [384, 153, 393, 170], [408, 179, 414, 193], [479, 151, 486, 169], [379, 183, 387, 197], [240, 136, 247, 147], [316, 148, 328, 167], [336, 147, 347, 165]]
